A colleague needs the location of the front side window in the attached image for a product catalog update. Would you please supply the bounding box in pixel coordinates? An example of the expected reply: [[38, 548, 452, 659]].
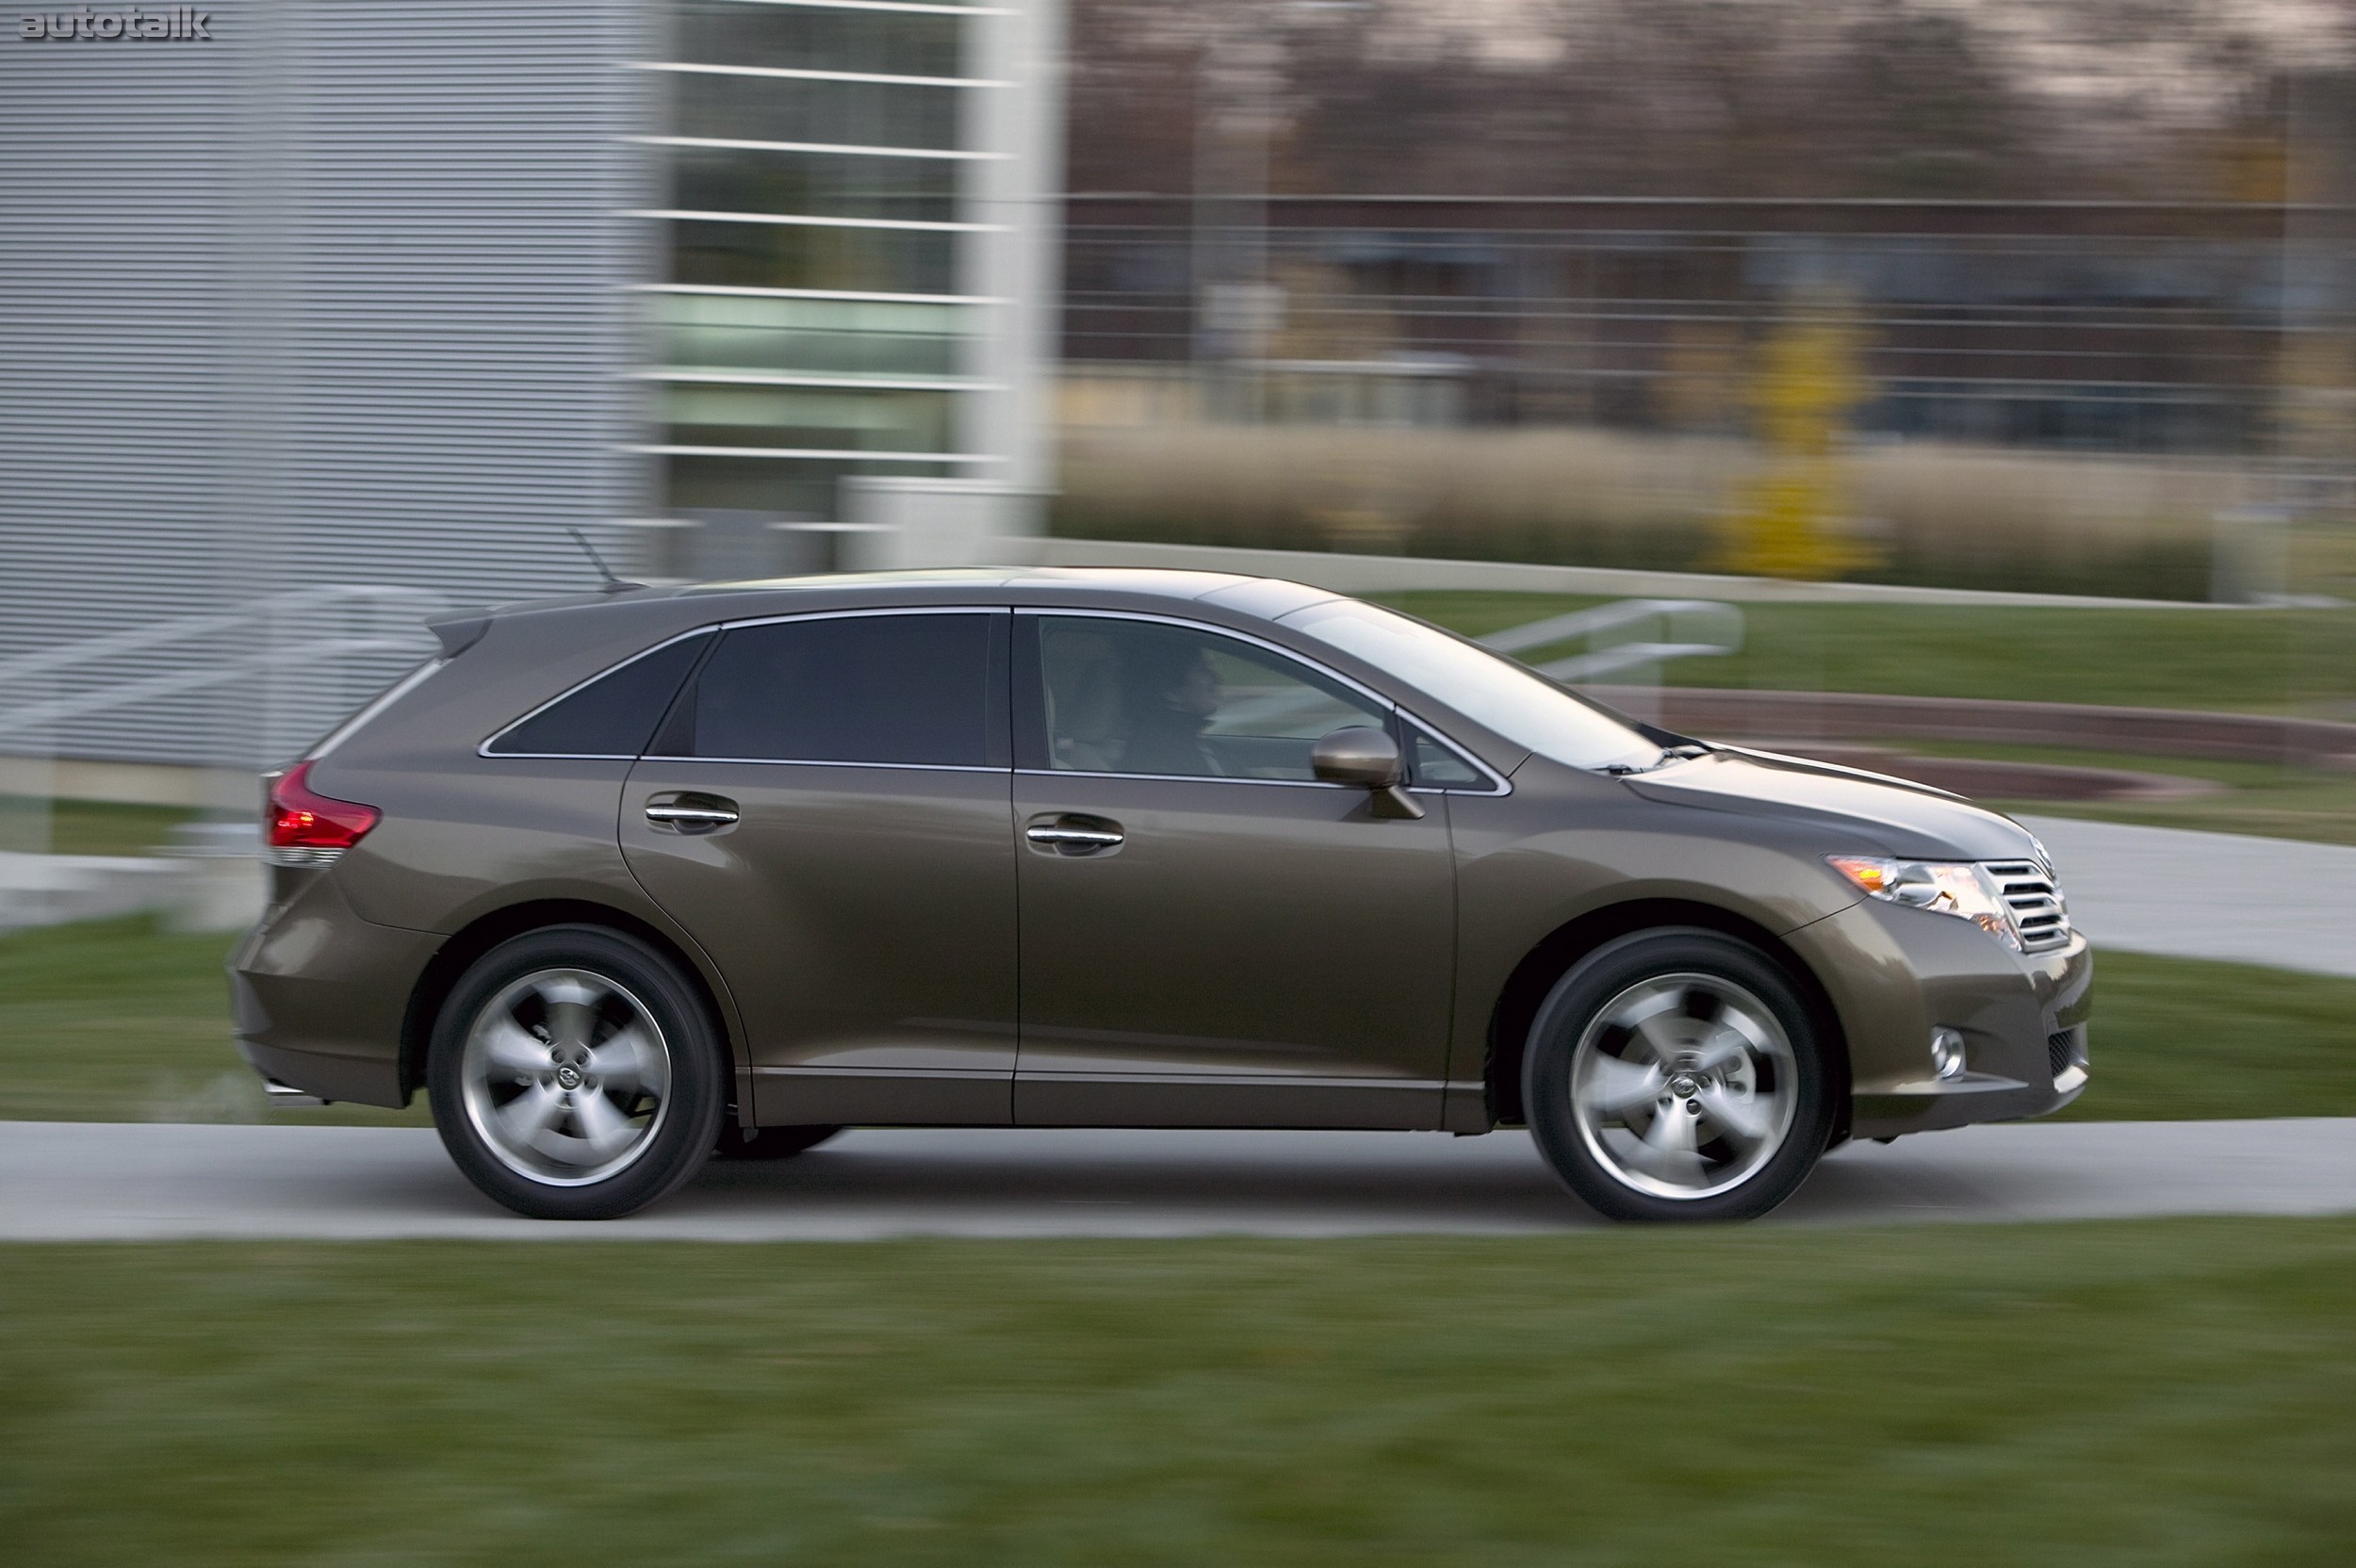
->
[[662, 612, 1002, 767], [1033, 616, 1386, 781]]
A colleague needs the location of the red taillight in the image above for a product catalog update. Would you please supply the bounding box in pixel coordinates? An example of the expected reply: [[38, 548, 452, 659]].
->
[[267, 761, 380, 857]]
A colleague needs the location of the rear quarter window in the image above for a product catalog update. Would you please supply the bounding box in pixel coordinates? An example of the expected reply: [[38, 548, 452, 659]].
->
[[483, 631, 712, 758]]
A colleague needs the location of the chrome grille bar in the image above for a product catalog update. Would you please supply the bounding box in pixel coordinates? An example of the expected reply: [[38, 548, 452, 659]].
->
[[1985, 859, 2072, 953]]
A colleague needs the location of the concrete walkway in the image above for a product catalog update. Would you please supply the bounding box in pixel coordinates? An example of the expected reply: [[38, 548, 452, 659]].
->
[[2017, 814, 2356, 977], [4, 1119, 2352, 1241]]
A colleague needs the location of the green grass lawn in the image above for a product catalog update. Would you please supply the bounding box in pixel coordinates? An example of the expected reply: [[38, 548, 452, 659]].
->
[[0, 915, 425, 1128], [4, 1222, 2353, 1565], [0, 796, 201, 857], [1383, 591, 2356, 716], [1907, 741, 2356, 847], [4, 916, 2350, 1125]]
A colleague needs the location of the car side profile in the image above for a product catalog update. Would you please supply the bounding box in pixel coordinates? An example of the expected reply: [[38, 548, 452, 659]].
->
[[231, 568, 2090, 1222]]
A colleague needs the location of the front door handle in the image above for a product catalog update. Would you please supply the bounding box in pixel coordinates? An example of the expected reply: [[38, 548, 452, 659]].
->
[[1024, 813, 1124, 857], [645, 793, 739, 834]]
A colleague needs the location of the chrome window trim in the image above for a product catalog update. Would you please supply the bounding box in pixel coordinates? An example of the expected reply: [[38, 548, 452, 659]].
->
[[1018, 607, 1512, 796], [477, 627, 717, 760], [1016, 766, 1349, 792], [713, 603, 1003, 632], [644, 756, 1006, 774], [477, 603, 1511, 792]]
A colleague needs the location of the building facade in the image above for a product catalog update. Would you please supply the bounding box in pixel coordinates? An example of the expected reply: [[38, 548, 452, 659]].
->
[[0, 0, 1062, 770]]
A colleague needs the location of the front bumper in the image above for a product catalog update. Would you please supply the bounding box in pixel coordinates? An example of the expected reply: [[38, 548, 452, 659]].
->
[[1786, 898, 2092, 1141]]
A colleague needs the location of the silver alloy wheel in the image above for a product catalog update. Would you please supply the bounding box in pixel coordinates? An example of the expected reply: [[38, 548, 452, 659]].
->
[[1568, 971, 1799, 1201], [459, 967, 673, 1187]]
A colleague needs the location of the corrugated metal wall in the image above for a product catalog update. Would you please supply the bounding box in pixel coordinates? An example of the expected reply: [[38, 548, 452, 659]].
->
[[0, 1, 646, 768]]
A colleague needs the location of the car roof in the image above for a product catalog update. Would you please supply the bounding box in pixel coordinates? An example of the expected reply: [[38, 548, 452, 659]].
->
[[438, 566, 1347, 662], [677, 565, 1261, 600]]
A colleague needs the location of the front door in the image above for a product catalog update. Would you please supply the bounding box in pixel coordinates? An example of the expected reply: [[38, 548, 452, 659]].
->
[[621, 608, 1016, 1126], [1011, 612, 1457, 1128]]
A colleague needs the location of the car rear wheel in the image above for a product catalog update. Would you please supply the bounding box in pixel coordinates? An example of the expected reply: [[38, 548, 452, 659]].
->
[[1523, 928, 1835, 1222], [428, 925, 726, 1220]]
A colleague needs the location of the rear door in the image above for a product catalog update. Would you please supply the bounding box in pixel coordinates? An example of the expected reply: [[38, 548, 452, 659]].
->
[[620, 608, 1016, 1126]]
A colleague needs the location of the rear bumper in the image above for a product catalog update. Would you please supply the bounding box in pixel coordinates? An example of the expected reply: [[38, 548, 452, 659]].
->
[[228, 872, 438, 1109], [1787, 900, 2092, 1141]]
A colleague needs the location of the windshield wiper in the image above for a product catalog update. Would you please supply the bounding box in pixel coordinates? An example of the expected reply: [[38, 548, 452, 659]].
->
[[1603, 744, 1711, 776]]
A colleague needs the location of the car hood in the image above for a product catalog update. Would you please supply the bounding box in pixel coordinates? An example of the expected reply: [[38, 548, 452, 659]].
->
[[1621, 746, 2045, 862]]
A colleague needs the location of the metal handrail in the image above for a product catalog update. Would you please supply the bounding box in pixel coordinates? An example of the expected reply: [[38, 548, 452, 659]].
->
[[0, 585, 448, 743], [1478, 597, 1743, 684]]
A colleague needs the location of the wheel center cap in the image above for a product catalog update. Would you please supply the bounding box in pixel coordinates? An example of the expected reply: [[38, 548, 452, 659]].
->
[[555, 1065, 582, 1090], [1669, 1073, 1699, 1098]]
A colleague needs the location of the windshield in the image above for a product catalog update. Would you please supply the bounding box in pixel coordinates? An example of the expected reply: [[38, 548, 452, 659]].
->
[[1280, 600, 1664, 773]]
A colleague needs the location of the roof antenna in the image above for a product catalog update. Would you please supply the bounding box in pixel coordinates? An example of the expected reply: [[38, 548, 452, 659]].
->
[[567, 527, 642, 595]]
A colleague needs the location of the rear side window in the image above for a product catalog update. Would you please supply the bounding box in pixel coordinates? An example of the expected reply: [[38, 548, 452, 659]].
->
[[485, 632, 712, 758], [659, 612, 1004, 767]]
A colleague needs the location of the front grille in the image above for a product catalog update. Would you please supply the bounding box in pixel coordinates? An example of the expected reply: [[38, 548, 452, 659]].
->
[[2048, 1029, 2076, 1078], [1986, 859, 2072, 953]]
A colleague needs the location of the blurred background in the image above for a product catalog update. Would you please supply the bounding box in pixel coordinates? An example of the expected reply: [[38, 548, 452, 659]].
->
[[8, 9, 2356, 1559], [1, 0, 2352, 955]]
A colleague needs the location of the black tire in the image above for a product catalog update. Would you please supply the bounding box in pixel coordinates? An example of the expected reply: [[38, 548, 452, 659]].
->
[[712, 1123, 843, 1162], [427, 924, 728, 1220], [1523, 927, 1836, 1223]]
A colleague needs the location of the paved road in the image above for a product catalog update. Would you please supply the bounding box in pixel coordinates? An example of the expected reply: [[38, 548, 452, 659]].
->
[[5, 1119, 2353, 1241], [2017, 814, 2356, 978]]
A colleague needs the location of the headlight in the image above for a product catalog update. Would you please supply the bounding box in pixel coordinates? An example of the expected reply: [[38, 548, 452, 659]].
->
[[1827, 855, 2021, 951]]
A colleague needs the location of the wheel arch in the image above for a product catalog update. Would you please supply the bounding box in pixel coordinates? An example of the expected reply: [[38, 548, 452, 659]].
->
[[400, 898, 742, 1103], [1481, 898, 1851, 1133]]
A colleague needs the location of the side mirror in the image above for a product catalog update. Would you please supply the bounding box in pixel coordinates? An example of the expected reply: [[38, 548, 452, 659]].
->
[[1310, 727, 1425, 820]]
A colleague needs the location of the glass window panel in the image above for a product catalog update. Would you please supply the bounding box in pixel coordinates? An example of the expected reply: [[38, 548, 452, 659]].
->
[[671, 74, 960, 152], [1410, 728, 1484, 787], [671, 1, 966, 79], [669, 218, 957, 295], [653, 295, 968, 380], [487, 633, 711, 758], [662, 384, 957, 452], [1037, 617, 1386, 781], [680, 613, 997, 766], [670, 146, 957, 225]]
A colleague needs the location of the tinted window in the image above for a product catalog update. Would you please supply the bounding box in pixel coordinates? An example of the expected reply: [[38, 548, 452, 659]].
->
[[1411, 729, 1485, 788], [670, 612, 998, 766], [1035, 616, 1385, 781], [487, 632, 711, 758]]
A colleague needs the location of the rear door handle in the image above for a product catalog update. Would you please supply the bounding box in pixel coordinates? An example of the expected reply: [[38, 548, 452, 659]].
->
[[1024, 813, 1124, 856], [645, 793, 739, 834]]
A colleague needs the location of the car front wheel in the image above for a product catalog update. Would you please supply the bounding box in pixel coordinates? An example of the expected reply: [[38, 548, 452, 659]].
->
[[428, 925, 727, 1220], [1523, 928, 1835, 1222]]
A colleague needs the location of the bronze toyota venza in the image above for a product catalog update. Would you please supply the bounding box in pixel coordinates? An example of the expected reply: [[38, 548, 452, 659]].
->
[[232, 569, 2089, 1222]]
